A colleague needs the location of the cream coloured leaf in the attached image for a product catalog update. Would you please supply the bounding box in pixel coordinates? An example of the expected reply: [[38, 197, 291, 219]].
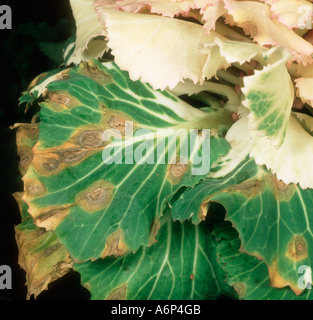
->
[[96, 7, 208, 90], [68, 0, 108, 65], [95, 0, 216, 19], [202, 0, 227, 31], [171, 79, 241, 106], [250, 114, 313, 189], [96, 0, 194, 17], [295, 77, 313, 107], [215, 110, 313, 189], [200, 32, 279, 81], [223, 0, 313, 64], [201, 36, 274, 65], [267, 0, 313, 30]]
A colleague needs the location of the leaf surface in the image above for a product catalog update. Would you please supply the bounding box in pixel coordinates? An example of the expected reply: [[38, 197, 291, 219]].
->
[[214, 221, 313, 300], [171, 155, 313, 294], [242, 47, 294, 146], [74, 210, 235, 300], [22, 59, 230, 262]]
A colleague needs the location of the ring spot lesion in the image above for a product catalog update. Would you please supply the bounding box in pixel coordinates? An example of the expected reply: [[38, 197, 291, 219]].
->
[[78, 130, 104, 148], [76, 180, 115, 213], [167, 157, 189, 184], [286, 234, 308, 261], [24, 179, 46, 197]]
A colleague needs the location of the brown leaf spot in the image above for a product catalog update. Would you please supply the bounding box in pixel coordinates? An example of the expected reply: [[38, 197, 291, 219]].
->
[[77, 180, 114, 213], [35, 228, 47, 238], [36, 207, 71, 231], [233, 282, 246, 298], [42, 158, 61, 172], [47, 92, 71, 106], [225, 181, 263, 198], [18, 148, 33, 166], [149, 219, 160, 245], [268, 261, 303, 295], [78, 130, 103, 148], [86, 188, 110, 205], [17, 147, 33, 174], [168, 160, 189, 184], [15, 221, 73, 299], [101, 229, 129, 258], [106, 284, 127, 300], [13, 123, 39, 141], [82, 61, 113, 86], [269, 175, 296, 202], [200, 201, 210, 220], [24, 180, 46, 197], [42, 244, 62, 258], [32, 153, 62, 176], [286, 235, 308, 262], [59, 149, 88, 164], [271, 175, 288, 191], [108, 116, 127, 134], [170, 163, 188, 178]]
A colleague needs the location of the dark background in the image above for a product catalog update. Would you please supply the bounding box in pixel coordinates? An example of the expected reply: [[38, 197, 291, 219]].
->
[[0, 0, 90, 300]]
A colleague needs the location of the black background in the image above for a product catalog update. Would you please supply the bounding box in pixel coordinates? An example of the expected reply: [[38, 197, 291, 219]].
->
[[0, 0, 90, 300]]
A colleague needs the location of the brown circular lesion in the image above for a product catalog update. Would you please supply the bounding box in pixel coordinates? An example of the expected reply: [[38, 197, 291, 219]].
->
[[168, 158, 189, 184], [85, 187, 111, 206], [286, 234, 308, 261], [59, 149, 88, 164], [17, 147, 34, 174], [170, 162, 189, 178], [295, 236, 307, 257], [47, 92, 71, 105], [108, 116, 126, 134], [77, 180, 115, 213], [82, 61, 113, 85], [24, 180, 46, 197], [78, 130, 103, 148], [42, 158, 61, 172], [233, 282, 246, 298]]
